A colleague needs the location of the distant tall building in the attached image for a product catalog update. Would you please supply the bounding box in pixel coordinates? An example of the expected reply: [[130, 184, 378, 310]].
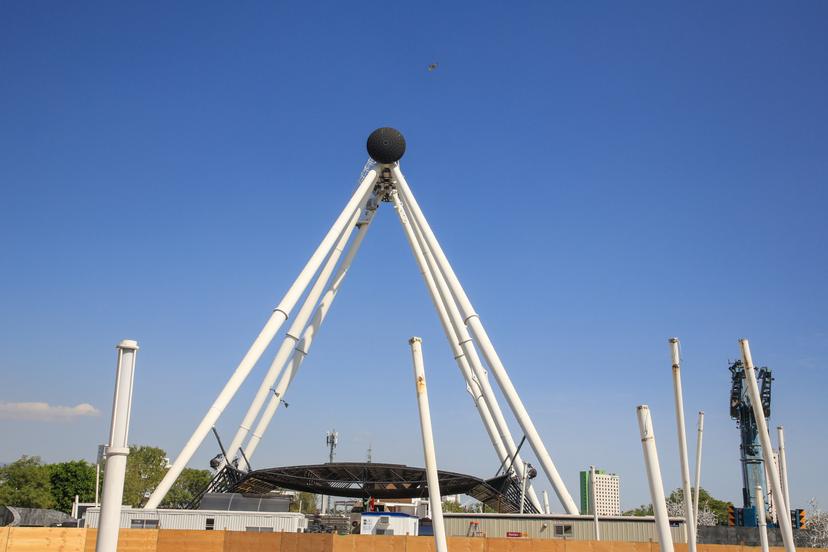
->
[[580, 468, 620, 516]]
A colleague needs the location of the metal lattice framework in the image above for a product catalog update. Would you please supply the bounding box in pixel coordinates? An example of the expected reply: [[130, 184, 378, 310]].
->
[[145, 130, 577, 515]]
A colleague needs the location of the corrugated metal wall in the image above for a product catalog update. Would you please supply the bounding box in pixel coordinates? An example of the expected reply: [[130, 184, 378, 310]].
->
[[443, 513, 687, 543]]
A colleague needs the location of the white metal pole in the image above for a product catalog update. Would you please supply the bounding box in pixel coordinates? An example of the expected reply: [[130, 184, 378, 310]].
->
[[72, 495, 79, 519], [777, 426, 791, 514], [145, 169, 378, 509], [520, 468, 528, 514], [94, 463, 100, 506], [395, 192, 542, 511], [693, 411, 704, 528], [543, 490, 551, 515], [224, 199, 367, 464], [96, 340, 139, 552], [590, 466, 601, 540], [409, 337, 448, 552], [637, 405, 675, 552], [739, 339, 796, 552], [243, 208, 377, 460], [394, 166, 578, 514], [756, 485, 770, 552], [669, 338, 697, 552]]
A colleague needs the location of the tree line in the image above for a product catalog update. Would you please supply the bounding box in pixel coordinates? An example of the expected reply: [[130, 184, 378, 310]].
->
[[0, 446, 211, 515]]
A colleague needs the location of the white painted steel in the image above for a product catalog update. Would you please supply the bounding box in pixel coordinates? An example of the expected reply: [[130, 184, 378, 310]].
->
[[739, 339, 796, 552], [391, 192, 539, 507], [543, 491, 551, 515], [244, 208, 377, 460], [409, 337, 448, 552], [97, 340, 139, 552], [669, 338, 696, 552], [777, 426, 791, 514], [756, 485, 770, 552], [394, 166, 577, 514], [224, 200, 367, 465], [637, 405, 675, 552], [520, 469, 528, 515], [693, 411, 704, 528], [590, 466, 600, 540], [395, 191, 541, 511], [145, 169, 378, 509]]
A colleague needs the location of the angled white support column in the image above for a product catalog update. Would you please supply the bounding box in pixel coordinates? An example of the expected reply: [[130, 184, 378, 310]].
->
[[394, 166, 577, 514], [739, 339, 796, 552], [391, 193, 509, 465], [243, 208, 377, 460], [669, 338, 696, 552], [694, 410, 704, 528], [409, 337, 448, 552], [144, 168, 378, 509], [543, 490, 551, 515], [396, 191, 542, 512], [224, 197, 369, 464], [637, 405, 674, 552]]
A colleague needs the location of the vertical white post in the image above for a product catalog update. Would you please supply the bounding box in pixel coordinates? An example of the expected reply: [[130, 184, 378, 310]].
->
[[519, 468, 528, 514], [637, 405, 674, 552], [144, 169, 378, 509], [739, 339, 796, 552], [94, 464, 100, 506], [394, 167, 577, 514], [96, 340, 139, 552], [693, 411, 704, 528], [777, 426, 791, 514], [590, 466, 601, 540], [543, 491, 551, 515], [72, 495, 79, 519], [756, 485, 770, 552], [669, 338, 697, 552], [409, 337, 448, 552]]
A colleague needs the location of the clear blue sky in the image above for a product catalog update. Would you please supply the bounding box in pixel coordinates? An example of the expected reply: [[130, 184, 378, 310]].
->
[[1, 2, 826, 513]]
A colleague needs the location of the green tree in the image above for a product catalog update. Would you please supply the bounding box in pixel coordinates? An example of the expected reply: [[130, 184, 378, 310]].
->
[[623, 488, 731, 525], [0, 456, 55, 509], [622, 504, 654, 516], [48, 460, 96, 514], [122, 446, 169, 508], [289, 492, 317, 513], [441, 499, 464, 513], [161, 468, 212, 509]]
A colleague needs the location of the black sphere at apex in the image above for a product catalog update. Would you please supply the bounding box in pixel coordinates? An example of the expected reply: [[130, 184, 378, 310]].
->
[[367, 127, 406, 164]]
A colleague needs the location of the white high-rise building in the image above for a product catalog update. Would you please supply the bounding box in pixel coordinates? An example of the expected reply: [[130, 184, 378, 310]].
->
[[580, 469, 620, 516]]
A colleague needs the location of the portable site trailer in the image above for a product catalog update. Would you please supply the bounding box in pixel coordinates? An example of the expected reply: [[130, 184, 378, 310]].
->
[[360, 512, 419, 536], [83, 507, 307, 532]]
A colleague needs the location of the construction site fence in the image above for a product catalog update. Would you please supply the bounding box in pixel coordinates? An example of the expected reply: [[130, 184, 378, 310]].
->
[[0, 527, 824, 552]]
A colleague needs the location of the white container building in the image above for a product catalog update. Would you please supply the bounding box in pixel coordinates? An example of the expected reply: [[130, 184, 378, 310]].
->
[[83, 507, 307, 533]]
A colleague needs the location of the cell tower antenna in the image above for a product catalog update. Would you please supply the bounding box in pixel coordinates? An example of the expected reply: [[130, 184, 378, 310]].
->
[[326, 429, 338, 464]]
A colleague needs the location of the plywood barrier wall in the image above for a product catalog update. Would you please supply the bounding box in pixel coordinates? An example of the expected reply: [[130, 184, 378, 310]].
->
[[0, 528, 825, 552]]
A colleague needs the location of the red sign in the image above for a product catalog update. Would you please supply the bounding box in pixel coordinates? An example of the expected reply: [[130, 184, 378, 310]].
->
[[506, 531, 524, 538]]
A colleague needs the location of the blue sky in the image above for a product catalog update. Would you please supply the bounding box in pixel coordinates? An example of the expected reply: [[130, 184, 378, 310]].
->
[[1, 2, 826, 513]]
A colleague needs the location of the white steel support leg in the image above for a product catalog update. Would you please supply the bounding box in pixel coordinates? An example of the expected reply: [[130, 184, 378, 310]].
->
[[97, 340, 139, 552], [777, 426, 791, 514], [243, 208, 377, 460], [543, 491, 551, 515], [224, 198, 369, 464], [395, 192, 541, 512], [590, 465, 600, 540], [756, 485, 770, 552], [409, 337, 448, 552], [669, 338, 696, 552], [394, 166, 577, 514], [693, 411, 704, 529], [144, 169, 378, 509], [637, 405, 674, 552], [739, 339, 796, 552]]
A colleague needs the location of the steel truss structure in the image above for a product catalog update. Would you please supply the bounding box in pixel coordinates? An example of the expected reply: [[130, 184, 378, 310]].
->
[[145, 129, 577, 514]]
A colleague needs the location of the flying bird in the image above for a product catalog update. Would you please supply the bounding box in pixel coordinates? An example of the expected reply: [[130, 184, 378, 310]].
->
[[427, 63, 438, 72]]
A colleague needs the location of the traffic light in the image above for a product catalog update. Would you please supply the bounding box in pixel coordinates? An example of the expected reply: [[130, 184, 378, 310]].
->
[[791, 509, 806, 529], [728, 504, 736, 527]]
